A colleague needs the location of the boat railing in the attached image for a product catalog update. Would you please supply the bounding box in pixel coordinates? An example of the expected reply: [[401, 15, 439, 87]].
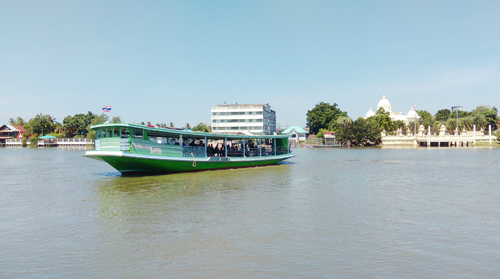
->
[[276, 146, 289, 155], [119, 138, 129, 151], [245, 147, 259, 157]]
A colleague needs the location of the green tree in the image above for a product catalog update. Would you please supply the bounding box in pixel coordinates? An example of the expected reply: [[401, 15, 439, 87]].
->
[[417, 110, 433, 129], [28, 134, 40, 148], [111, 116, 121, 123], [471, 106, 499, 130], [315, 128, 328, 141], [445, 117, 462, 133], [335, 117, 382, 147], [461, 116, 475, 130], [371, 108, 395, 132], [394, 120, 406, 132], [407, 120, 418, 134], [435, 109, 451, 122], [27, 113, 57, 135], [306, 102, 347, 134], [63, 111, 97, 138], [21, 132, 29, 147], [192, 123, 209, 132], [9, 117, 26, 126], [86, 114, 108, 139]]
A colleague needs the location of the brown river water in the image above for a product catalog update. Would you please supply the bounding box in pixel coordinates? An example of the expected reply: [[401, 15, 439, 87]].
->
[[1, 146, 499, 278]]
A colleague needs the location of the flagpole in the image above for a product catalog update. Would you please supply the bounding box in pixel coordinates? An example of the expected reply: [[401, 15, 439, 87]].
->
[[102, 106, 112, 123]]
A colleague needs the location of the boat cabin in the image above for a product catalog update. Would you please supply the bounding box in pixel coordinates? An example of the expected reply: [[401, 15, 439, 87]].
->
[[93, 123, 291, 159]]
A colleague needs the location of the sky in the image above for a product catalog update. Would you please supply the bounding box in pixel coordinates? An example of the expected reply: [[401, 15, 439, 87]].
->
[[1, 0, 499, 128]]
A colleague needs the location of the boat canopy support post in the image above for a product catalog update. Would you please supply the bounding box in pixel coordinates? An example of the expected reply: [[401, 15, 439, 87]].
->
[[204, 136, 207, 157], [128, 128, 133, 150], [259, 139, 262, 156], [224, 138, 227, 157], [180, 135, 183, 146], [273, 139, 276, 156], [243, 139, 246, 157]]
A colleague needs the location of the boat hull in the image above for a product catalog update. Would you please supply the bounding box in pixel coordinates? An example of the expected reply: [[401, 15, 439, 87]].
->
[[84, 151, 294, 174]]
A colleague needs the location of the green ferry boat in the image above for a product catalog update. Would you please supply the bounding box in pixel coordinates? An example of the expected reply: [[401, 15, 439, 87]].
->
[[84, 123, 294, 174]]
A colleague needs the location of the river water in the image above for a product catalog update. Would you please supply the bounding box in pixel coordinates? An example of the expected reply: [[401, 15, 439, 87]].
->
[[1, 146, 499, 278]]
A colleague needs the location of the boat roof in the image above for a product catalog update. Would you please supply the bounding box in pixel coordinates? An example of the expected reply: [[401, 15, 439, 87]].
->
[[91, 123, 290, 140]]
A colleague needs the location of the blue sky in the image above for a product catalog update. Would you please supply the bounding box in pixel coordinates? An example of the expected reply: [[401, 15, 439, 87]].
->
[[1, 0, 499, 128]]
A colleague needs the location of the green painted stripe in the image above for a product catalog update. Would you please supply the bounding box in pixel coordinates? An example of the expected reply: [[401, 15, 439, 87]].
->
[[85, 152, 293, 174]]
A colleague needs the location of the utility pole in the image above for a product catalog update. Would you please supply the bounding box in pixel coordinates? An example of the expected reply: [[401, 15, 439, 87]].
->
[[452, 105, 460, 135]]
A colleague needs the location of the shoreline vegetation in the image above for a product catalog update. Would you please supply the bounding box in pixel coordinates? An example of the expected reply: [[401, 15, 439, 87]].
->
[[5, 103, 500, 148], [306, 103, 500, 147], [6, 113, 210, 147]]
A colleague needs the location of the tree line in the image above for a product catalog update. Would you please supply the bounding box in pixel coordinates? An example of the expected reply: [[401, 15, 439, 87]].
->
[[8, 112, 119, 139], [8, 113, 212, 140], [140, 122, 211, 132], [306, 103, 500, 147]]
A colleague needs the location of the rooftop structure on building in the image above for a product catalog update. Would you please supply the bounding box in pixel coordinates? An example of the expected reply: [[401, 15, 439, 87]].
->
[[211, 103, 276, 135], [365, 95, 419, 124]]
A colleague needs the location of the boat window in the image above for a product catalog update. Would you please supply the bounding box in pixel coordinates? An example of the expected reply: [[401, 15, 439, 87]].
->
[[133, 129, 143, 139], [112, 128, 120, 137], [121, 128, 130, 138]]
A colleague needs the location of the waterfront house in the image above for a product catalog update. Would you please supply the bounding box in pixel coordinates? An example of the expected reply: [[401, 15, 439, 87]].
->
[[324, 131, 336, 146], [281, 126, 308, 146], [0, 125, 27, 144]]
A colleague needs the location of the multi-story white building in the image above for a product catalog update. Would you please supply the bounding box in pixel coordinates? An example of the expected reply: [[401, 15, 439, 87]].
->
[[211, 104, 276, 135]]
